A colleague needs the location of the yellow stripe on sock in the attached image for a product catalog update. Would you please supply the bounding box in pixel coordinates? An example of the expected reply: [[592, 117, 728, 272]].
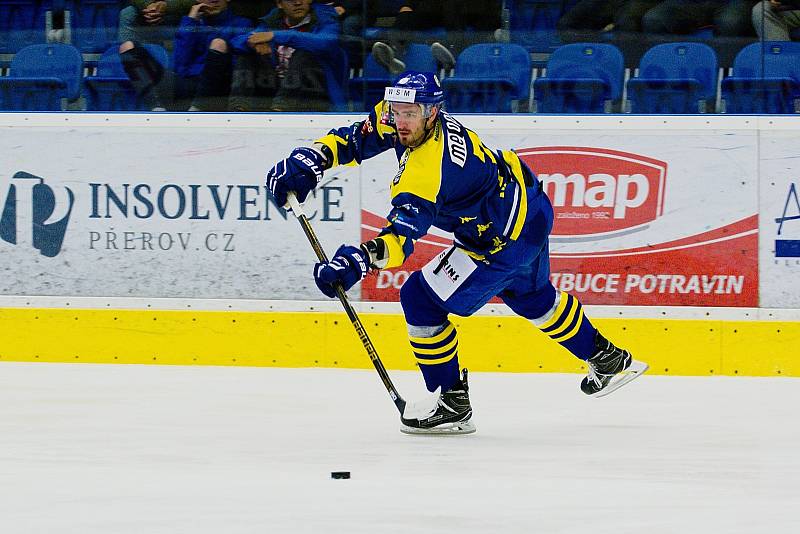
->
[[538, 292, 569, 331], [546, 297, 579, 338], [550, 307, 585, 343], [415, 350, 458, 366], [409, 322, 455, 345], [411, 336, 458, 355]]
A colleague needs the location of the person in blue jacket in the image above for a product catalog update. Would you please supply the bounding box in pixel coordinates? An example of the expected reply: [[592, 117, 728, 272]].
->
[[228, 0, 343, 111], [265, 72, 649, 434], [173, 0, 253, 110]]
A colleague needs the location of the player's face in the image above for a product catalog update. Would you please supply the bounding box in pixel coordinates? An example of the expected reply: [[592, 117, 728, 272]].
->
[[393, 103, 434, 147]]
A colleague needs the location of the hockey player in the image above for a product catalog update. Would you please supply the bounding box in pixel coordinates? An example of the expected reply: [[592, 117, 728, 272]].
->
[[266, 72, 648, 434]]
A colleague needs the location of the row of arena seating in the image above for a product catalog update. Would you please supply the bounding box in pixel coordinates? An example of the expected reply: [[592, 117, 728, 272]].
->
[[1, 40, 799, 113], [0, 0, 572, 55], [317, 40, 800, 114], [0, 0, 117, 54]]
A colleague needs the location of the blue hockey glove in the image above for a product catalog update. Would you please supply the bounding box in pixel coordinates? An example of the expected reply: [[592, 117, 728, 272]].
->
[[314, 245, 370, 298], [266, 147, 325, 207]]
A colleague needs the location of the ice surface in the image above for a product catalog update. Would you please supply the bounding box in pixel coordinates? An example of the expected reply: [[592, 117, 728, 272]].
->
[[0, 363, 797, 534]]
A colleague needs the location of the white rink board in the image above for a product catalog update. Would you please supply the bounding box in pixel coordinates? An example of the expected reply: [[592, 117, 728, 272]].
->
[[0, 362, 797, 534], [759, 128, 800, 307], [1, 114, 797, 307], [0, 124, 360, 299]]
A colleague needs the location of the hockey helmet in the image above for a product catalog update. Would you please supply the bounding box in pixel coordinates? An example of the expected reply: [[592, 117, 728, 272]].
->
[[382, 71, 444, 125]]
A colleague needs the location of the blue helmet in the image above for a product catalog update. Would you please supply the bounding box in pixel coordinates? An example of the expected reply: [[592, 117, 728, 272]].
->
[[383, 71, 445, 123], [385, 71, 445, 106]]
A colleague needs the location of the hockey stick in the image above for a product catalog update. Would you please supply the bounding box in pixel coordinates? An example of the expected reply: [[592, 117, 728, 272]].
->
[[286, 192, 407, 415]]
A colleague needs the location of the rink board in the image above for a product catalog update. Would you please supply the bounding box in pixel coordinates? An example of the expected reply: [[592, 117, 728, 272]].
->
[[2, 114, 798, 377], [1, 305, 798, 377]]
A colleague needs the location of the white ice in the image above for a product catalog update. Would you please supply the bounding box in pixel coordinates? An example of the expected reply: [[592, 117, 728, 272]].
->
[[0, 362, 797, 534]]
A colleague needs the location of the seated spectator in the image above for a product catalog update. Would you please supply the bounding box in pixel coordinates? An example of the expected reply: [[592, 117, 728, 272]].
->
[[118, 0, 194, 110], [175, 1, 253, 110], [641, 0, 757, 37], [752, 0, 800, 39], [231, 0, 277, 21], [119, 1, 191, 43], [228, 0, 342, 111], [371, 0, 502, 74], [556, 0, 664, 42], [328, 0, 376, 65]]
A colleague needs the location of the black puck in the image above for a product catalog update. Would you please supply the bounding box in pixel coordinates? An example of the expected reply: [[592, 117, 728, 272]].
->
[[331, 471, 350, 479]]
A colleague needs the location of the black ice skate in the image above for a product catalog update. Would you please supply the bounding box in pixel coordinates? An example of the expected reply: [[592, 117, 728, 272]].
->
[[581, 333, 649, 397], [400, 369, 476, 435]]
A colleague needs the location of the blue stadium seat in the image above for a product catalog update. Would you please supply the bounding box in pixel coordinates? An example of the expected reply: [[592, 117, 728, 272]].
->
[[627, 43, 718, 114], [533, 42, 624, 113], [442, 43, 531, 113], [0, 43, 83, 110], [508, 0, 562, 54], [348, 53, 392, 111], [720, 41, 800, 114], [349, 44, 436, 111], [69, 0, 120, 53], [84, 44, 169, 111], [0, 0, 48, 53]]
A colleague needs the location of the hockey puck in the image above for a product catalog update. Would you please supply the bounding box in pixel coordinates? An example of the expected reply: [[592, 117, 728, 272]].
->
[[331, 471, 350, 479]]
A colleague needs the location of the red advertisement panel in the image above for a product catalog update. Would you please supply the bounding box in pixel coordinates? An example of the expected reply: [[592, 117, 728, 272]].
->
[[361, 146, 758, 307]]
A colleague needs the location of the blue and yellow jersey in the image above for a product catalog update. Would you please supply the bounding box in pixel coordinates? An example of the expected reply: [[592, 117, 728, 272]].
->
[[315, 102, 540, 268]]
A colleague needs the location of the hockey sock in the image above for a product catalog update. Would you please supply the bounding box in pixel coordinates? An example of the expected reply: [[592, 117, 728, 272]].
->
[[408, 321, 460, 393], [533, 291, 597, 360]]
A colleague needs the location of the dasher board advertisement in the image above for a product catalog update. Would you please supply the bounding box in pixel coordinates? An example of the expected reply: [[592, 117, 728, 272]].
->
[[0, 126, 359, 299], [361, 130, 758, 307], [759, 129, 800, 308]]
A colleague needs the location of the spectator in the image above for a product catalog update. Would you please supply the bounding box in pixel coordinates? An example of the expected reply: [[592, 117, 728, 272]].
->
[[230, 0, 276, 21], [228, 0, 342, 111], [371, 0, 502, 74], [330, 0, 377, 65], [752, 0, 800, 39], [641, 0, 757, 37], [556, 0, 664, 42], [119, 1, 192, 43], [118, 1, 194, 110], [175, 1, 253, 110]]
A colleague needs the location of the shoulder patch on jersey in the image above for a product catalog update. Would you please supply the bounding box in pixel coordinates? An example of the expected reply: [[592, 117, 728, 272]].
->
[[441, 113, 467, 168], [361, 117, 374, 135], [393, 150, 409, 186]]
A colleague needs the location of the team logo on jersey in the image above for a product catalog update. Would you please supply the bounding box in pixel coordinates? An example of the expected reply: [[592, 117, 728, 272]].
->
[[441, 113, 466, 168], [393, 151, 409, 186], [361, 117, 374, 135], [517, 146, 667, 239]]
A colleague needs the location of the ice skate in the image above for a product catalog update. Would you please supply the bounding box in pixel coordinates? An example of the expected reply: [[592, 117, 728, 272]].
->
[[401, 369, 475, 435], [581, 333, 648, 397]]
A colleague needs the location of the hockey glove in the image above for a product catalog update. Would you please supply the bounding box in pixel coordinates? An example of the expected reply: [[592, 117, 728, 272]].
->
[[266, 147, 325, 207], [314, 245, 370, 298]]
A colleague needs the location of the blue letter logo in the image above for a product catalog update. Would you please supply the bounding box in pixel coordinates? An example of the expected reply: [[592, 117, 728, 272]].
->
[[0, 171, 75, 257], [775, 182, 800, 258]]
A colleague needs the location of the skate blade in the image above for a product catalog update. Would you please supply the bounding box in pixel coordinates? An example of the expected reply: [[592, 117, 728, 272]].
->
[[400, 420, 476, 436], [591, 359, 649, 398]]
